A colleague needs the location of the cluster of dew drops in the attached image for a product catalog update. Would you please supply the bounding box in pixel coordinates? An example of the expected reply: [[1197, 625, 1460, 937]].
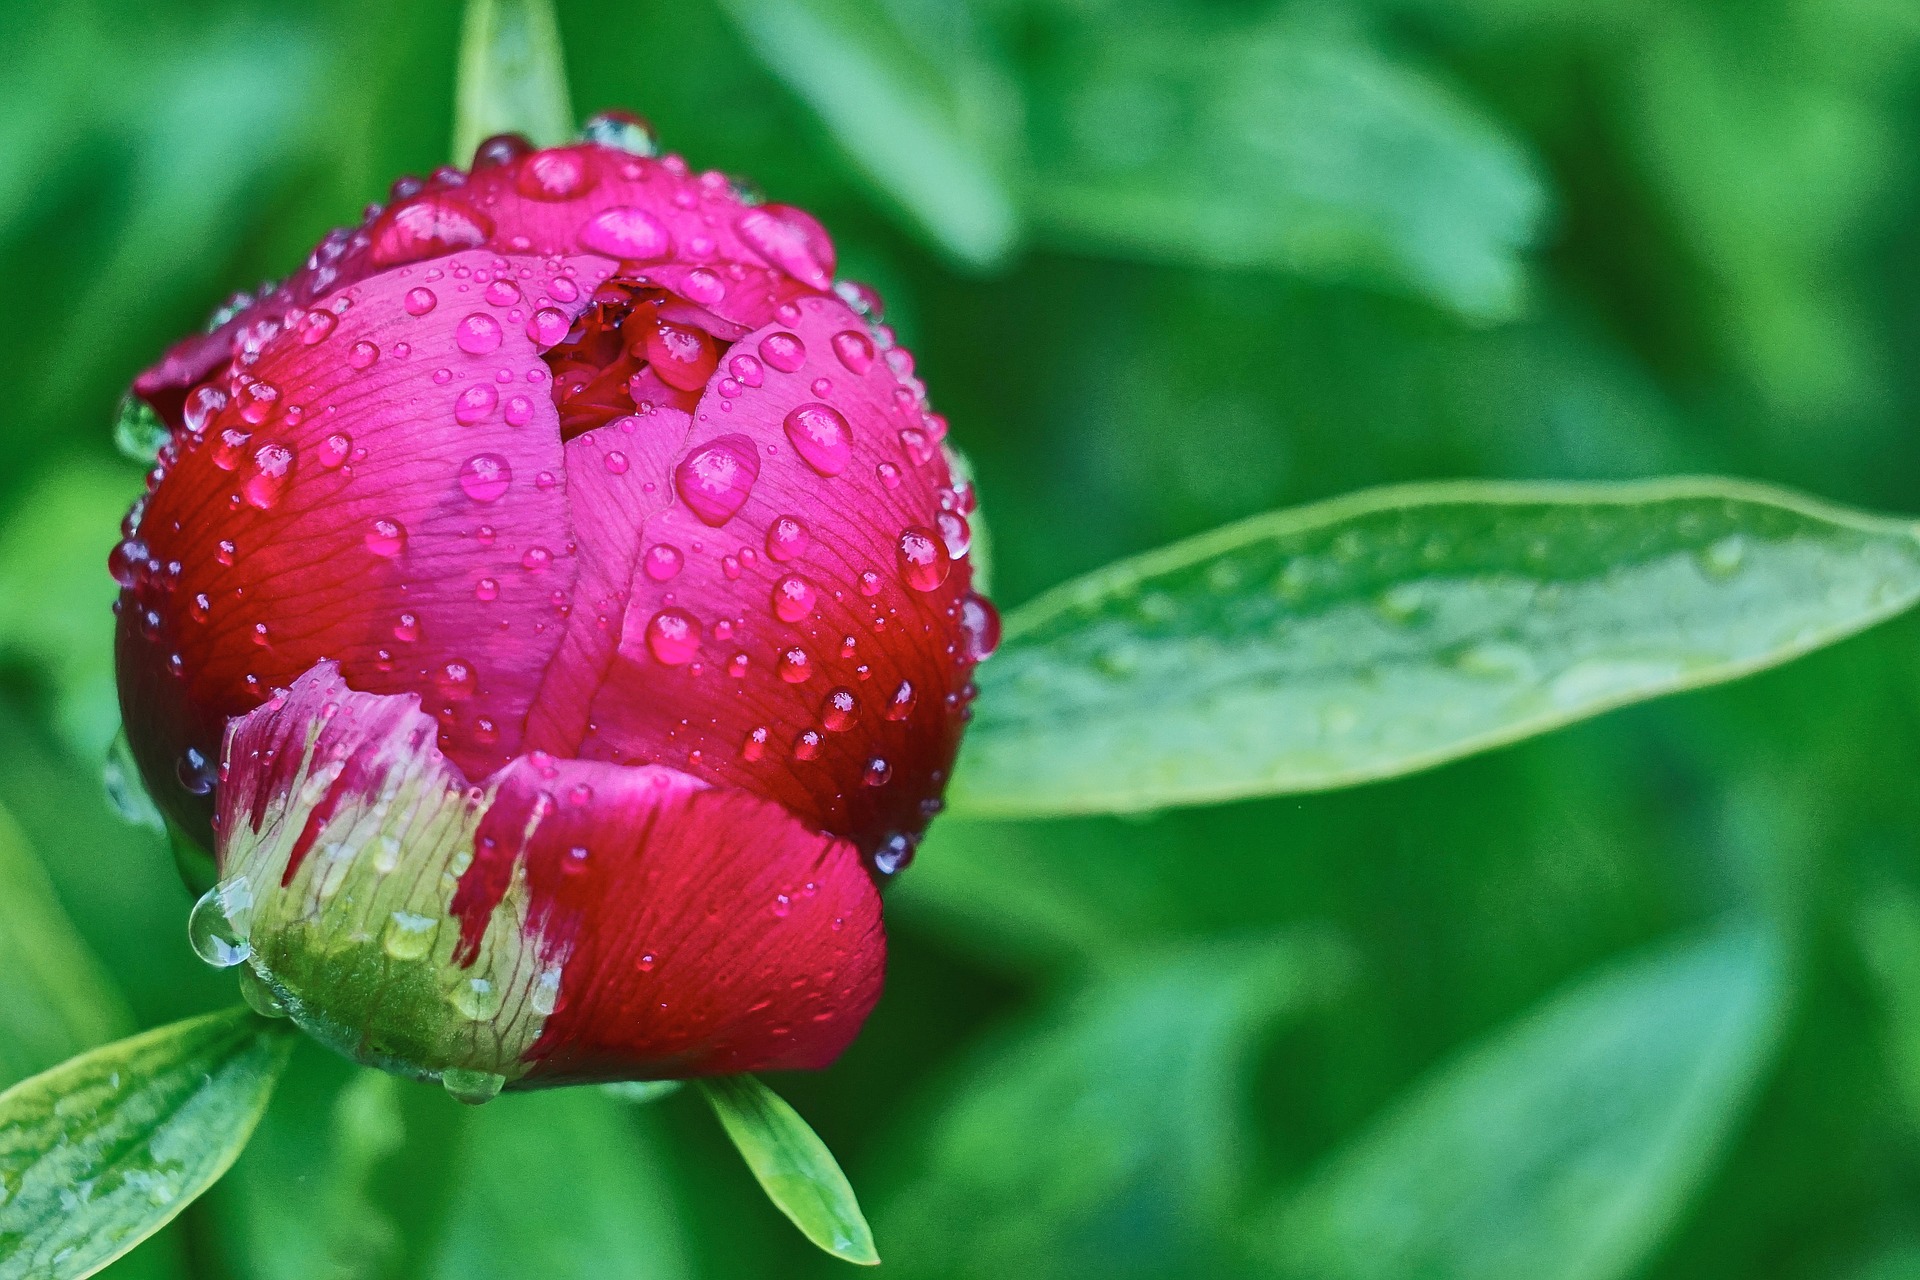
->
[[112, 112, 998, 876]]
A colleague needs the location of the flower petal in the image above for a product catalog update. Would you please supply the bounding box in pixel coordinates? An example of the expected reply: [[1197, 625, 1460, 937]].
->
[[118, 250, 616, 834], [567, 292, 985, 860], [216, 661, 883, 1084]]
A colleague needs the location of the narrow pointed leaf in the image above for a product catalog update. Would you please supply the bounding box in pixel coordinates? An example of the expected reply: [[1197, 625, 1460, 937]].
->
[[0, 800, 131, 1089], [0, 1008, 295, 1280], [698, 1075, 879, 1265], [952, 478, 1920, 818], [1265, 926, 1787, 1280], [454, 0, 572, 164]]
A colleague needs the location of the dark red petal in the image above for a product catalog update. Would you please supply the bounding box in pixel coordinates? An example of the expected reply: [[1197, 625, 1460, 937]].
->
[[118, 250, 616, 834], [563, 293, 981, 856], [479, 753, 884, 1082]]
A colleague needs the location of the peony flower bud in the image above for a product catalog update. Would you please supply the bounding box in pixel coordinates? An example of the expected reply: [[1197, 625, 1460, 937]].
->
[[112, 120, 995, 1096]]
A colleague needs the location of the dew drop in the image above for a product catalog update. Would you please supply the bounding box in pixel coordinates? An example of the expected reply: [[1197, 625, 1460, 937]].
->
[[348, 340, 379, 370], [792, 729, 823, 760], [243, 444, 295, 510], [896, 526, 951, 591], [767, 645, 812, 685], [365, 518, 406, 558], [644, 544, 684, 581], [579, 206, 672, 259], [863, 757, 892, 786], [459, 453, 513, 502], [674, 435, 760, 525], [441, 1068, 505, 1105], [455, 382, 499, 424], [527, 306, 571, 346], [451, 976, 503, 1020], [783, 403, 852, 475], [187, 877, 253, 968], [382, 910, 438, 960], [772, 574, 817, 622], [405, 287, 437, 316], [822, 687, 857, 731], [832, 330, 875, 374], [758, 331, 806, 373], [456, 312, 504, 355], [646, 608, 701, 665], [886, 679, 916, 721]]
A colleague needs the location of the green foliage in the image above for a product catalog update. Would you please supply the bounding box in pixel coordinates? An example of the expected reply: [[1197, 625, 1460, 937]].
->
[[1264, 926, 1787, 1280], [432, 1088, 692, 1279], [699, 1076, 879, 1266], [876, 933, 1345, 1279], [953, 480, 1920, 818], [0, 800, 132, 1089], [0, 1009, 294, 1280]]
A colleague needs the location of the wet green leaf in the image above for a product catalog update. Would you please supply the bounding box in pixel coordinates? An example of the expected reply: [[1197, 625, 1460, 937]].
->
[[1264, 926, 1787, 1280], [430, 1087, 690, 1280], [0, 799, 132, 1089], [1022, 16, 1544, 320], [0, 1007, 295, 1280], [877, 933, 1344, 1279], [953, 479, 1920, 818], [717, 0, 1020, 266], [698, 1075, 878, 1266], [454, 0, 573, 163]]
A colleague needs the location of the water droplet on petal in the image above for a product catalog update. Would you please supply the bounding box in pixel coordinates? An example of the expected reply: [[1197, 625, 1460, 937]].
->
[[188, 877, 253, 967], [365, 518, 406, 557], [896, 526, 950, 591], [441, 1068, 505, 1105], [243, 444, 295, 510], [758, 332, 806, 373], [405, 287, 438, 316], [456, 313, 504, 355], [674, 435, 760, 525], [455, 382, 499, 424], [886, 680, 916, 721], [772, 574, 817, 622], [765, 515, 809, 561], [644, 544, 684, 581], [822, 687, 857, 731], [579, 206, 672, 260], [348, 340, 379, 370], [518, 147, 596, 199], [832, 330, 875, 373], [646, 608, 701, 664], [960, 593, 1001, 660], [777, 647, 813, 683], [459, 453, 513, 502], [318, 433, 352, 468], [783, 403, 852, 475]]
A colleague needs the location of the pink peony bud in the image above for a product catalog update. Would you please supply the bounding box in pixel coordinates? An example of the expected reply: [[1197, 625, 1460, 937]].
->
[[112, 121, 995, 1094]]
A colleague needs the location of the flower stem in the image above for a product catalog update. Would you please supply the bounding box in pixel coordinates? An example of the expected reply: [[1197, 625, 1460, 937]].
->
[[453, 0, 574, 165]]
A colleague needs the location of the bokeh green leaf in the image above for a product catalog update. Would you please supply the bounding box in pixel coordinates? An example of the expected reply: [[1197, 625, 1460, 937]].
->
[[0, 1008, 294, 1280], [454, 0, 572, 163], [1020, 12, 1544, 320], [699, 1075, 879, 1266], [953, 479, 1920, 818], [430, 1087, 691, 1280], [876, 932, 1345, 1279], [0, 799, 132, 1090], [717, 0, 1021, 267], [1264, 925, 1787, 1280]]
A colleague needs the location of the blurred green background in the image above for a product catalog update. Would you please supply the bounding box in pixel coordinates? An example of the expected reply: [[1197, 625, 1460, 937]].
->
[[4, 0, 1920, 1276]]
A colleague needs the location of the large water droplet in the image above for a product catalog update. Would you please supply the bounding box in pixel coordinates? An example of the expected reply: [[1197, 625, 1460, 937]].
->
[[896, 526, 951, 591], [579, 206, 672, 260], [783, 403, 852, 476], [456, 312, 504, 355], [243, 444, 295, 510], [238, 966, 287, 1018], [113, 394, 168, 465], [405, 287, 438, 316], [582, 110, 659, 157], [832, 330, 875, 374], [960, 592, 1001, 660], [758, 332, 806, 373], [674, 435, 760, 525], [455, 382, 499, 424], [822, 687, 858, 730], [188, 877, 254, 968], [765, 515, 809, 562], [383, 910, 438, 960], [772, 574, 817, 622], [451, 975, 503, 1020], [442, 1068, 506, 1105], [735, 206, 835, 288], [646, 608, 702, 665], [459, 453, 514, 502]]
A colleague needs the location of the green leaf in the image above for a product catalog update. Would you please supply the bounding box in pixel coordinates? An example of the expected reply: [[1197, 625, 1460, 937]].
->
[[430, 1088, 691, 1280], [717, 0, 1020, 266], [697, 1075, 879, 1266], [0, 1007, 295, 1280], [454, 0, 573, 165], [1264, 925, 1787, 1280], [0, 799, 132, 1089], [1021, 16, 1545, 321], [951, 478, 1920, 819], [876, 933, 1345, 1279]]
